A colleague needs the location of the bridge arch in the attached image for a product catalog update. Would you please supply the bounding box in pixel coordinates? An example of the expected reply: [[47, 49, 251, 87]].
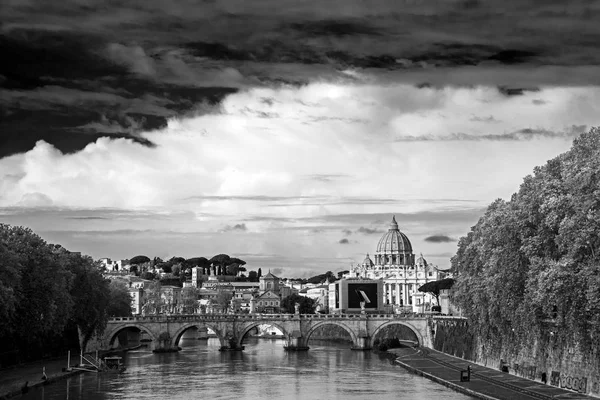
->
[[305, 321, 358, 346], [105, 323, 157, 347], [236, 321, 289, 348], [172, 323, 226, 348], [370, 321, 423, 346]]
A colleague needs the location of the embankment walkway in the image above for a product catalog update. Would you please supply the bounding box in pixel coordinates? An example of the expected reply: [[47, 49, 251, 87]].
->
[[390, 347, 596, 400], [0, 354, 82, 399]]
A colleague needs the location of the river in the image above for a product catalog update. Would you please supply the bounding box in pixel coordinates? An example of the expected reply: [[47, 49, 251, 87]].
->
[[20, 334, 474, 400]]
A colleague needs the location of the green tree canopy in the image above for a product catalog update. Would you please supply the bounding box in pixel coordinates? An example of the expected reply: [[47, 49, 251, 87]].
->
[[106, 280, 133, 318], [185, 257, 210, 268], [129, 255, 151, 264], [60, 252, 111, 352], [281, 294, 316, 314], [451, 127, 600, 356], [229, 257, 246, 266], [418, 278, 455, 305], [209, 254, 231, 267]]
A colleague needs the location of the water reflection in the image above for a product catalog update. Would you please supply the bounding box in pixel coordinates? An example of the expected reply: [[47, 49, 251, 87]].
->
[[21, 336, 473, 400]]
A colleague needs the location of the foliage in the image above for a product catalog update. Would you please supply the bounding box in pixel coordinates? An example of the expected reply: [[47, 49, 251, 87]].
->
[[209, 254, 231, 267], [418, 278, 455, 305], [181, 286, 199, 313], [159, 263, 172, 273], [280, 294, 316, 314], [229, 257, 246, 266], [373, 338, 401, 352], [212, 290, 233, 313], [172, 264, 181, 276], [140, 271, 156, 280], [302, 271, 336, 285], [129, 255, 151, 265], [106, 280, 133, 317], [451, 127, 600, 357], [142, 281, 163, 314], [185, 257, 210, 267], [248, 270, 259, 282], [0, 224, 125, 362], [60, 252, 111, 351]]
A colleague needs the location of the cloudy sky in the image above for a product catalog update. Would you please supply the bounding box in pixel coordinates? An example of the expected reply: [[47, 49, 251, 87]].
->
[[1, 0, 600, 277]]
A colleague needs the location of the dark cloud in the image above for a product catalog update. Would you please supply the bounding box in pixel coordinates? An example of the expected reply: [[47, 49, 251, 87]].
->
[[66, 216, 110, 220], [338, 238, 350, 244], [305, 174, 350, 183], [356, 227, 384, 235], [424, 235, 455, 243], [342, 229, 353, 236], [220, 223, 248, 232], [3, 0, 600, 158], [394, 125, 588, 142]]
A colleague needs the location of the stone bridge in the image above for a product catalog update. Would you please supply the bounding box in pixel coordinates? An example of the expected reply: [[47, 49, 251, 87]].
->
[[102, 313, 439, 352]]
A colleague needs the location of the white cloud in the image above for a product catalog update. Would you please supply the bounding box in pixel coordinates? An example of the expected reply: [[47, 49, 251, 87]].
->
[[2, 77, 599, 274]]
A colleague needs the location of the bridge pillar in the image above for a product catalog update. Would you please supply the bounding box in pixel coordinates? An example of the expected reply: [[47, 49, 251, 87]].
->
[[219, 334, 244, 351], [351, 331, 372, 351], [152, 332, 181, 353], [284, 330, 309, 351]]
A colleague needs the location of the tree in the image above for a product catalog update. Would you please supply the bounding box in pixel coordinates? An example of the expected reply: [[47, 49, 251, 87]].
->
[[451, 127, 600, 357], [418, 278, 455, 306], [0, 225, 74, 352], [172, 264, 181, 276], [129, 255, 151, 265], [281, 294, 316, 314], [181, 286, 199, 313], [140, 271, 156, 280], [226, 263, 241, 276], [257, 268, 262, 278], [106, 280, 133, 317], [212, 290, 233, 313], [159, 263, 172, 274], [248, 270, 258, 282], [209, 254, 231, 271], [60, 252, 111, 352], [142, 281, 163, 315], [229, 257, 246, 266], [0, 241, 21, 338]]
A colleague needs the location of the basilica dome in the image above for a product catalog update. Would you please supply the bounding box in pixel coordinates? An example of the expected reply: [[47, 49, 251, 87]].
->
[[373, 216, 414, 266], [376, 216, 413, 254]]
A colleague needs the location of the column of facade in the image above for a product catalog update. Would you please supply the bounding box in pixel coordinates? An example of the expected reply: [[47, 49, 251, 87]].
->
[[395, 284, 401, 306]]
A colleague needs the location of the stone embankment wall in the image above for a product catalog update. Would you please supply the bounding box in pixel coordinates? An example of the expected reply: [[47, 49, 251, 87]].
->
[[432, 319, 600, 398]]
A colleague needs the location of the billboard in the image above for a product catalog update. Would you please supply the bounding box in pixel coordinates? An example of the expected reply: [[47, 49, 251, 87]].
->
[[348, 282, 379, 309]]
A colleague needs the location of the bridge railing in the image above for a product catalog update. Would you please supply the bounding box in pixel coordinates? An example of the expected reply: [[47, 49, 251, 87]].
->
[[108, 312, 434, 323]]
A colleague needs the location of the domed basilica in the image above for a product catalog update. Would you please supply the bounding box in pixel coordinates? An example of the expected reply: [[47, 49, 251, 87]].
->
[[351, 216, 445, 309]]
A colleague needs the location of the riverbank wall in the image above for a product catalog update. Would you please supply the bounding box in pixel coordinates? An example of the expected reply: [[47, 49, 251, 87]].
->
[[432, 319, 600, 398]]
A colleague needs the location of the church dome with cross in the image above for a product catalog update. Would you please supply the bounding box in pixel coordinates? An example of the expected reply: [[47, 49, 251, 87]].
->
[[373, 216, 415, 266]]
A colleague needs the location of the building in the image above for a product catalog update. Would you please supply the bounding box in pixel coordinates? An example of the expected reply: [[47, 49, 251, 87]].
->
[[252, 290, 281, 313], [99, 258, 129, 272], [259, 271, 280, 293], [328, 278, 384, 313], [304, 285, 329, 312], [351, 216, 446, 312]]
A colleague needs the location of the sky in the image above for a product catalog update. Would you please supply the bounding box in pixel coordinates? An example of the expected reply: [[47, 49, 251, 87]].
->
[[1, 0, 600, 277]]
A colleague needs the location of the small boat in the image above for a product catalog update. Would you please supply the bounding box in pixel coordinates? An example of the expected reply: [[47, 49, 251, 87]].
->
[[103, 356, 126, 373]]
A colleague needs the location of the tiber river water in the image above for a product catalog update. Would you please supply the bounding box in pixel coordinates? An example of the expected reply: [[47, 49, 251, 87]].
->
[[20, 333, 474, 400]]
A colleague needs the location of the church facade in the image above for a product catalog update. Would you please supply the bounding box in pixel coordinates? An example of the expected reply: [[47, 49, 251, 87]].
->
[[351, 216, 446, 311]]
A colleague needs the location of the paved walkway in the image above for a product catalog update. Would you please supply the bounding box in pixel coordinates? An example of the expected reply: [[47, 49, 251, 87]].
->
[[389, 347, 596, 400], [0, 354, 82, 399]]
